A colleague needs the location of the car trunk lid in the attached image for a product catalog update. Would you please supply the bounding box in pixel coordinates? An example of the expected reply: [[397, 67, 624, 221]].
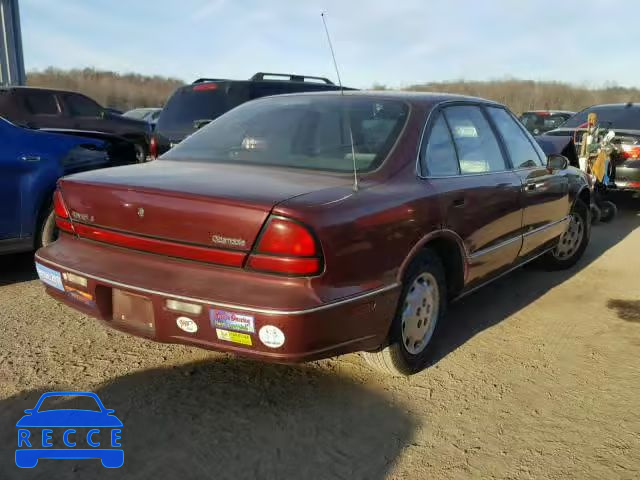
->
[[58, 160, 349, 264]]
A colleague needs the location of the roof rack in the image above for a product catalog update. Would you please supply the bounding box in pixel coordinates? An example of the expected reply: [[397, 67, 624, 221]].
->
[[250, 72, 334, 85], [192, 78, 228, 84]]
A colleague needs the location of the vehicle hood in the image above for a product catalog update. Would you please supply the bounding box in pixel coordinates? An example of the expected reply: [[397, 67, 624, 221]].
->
[[16, 410, 123, 428]]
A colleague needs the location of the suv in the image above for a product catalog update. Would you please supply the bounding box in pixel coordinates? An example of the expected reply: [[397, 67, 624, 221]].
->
[[152, 72, 351, 157], [0, 87, 152, 162], [519, 110, 575, 135]]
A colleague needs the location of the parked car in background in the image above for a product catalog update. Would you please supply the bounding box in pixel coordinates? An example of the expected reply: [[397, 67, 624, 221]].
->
[[123, 107, 162, 129], [546, 103, 640, 191], [0, 87, 152, 162], [151, 72, 352, 157], [36, 92, 590, 376], [519, 110, 575, 135], [0, 116, 133, 255]]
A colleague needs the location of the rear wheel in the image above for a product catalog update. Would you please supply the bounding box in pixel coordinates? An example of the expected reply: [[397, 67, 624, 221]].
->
[[542, 199, 590, 270], [599, 200, 617, 223], [363, 249, 447, 376], [134, 143, 147, 163]]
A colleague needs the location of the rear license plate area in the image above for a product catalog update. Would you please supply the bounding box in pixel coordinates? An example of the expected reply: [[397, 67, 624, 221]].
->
[[112, 289, 155, 336]]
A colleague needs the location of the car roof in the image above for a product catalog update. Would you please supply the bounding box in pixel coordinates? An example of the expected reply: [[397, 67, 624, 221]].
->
[[522, 110, 575, 114], [0, 85, 80, 95], [252, 89, 504, 108]]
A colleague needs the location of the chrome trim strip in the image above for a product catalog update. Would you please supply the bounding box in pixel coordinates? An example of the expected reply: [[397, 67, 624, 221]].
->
[[34, 255, 400, 316], [523, 216, 570, 238], [468, 235, 522, 260]]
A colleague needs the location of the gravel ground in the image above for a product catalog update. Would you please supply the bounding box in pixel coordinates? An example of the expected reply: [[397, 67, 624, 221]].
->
[[1, 197, 639, 479]]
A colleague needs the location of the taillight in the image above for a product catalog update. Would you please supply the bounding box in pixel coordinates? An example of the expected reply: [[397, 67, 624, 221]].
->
[[248, 216, 322, 276], [53, 190, 74, 234], [149, 136, 158, 159], [621, 144, 640, 159]]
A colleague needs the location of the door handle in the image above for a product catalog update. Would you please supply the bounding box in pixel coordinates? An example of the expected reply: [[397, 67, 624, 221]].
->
[[452, 197, 466, 208], [21, 155, 41, 162]]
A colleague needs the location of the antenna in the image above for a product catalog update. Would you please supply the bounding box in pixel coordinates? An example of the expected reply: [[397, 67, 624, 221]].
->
[[321, 12, 358, 191]]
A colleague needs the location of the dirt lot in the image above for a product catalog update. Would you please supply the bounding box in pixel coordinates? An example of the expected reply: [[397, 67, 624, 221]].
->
[[1, 197, 639, 479]]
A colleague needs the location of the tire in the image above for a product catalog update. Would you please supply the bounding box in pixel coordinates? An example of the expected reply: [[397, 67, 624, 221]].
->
[[362, 249, 447, 376], [36, 206, 58, 249], [599, 200, 617, 223], [134, 143, 147, 163], [542, 199, 590, 270]]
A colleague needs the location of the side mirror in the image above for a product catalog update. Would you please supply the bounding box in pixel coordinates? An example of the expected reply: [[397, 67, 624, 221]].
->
[[99, 110, 107, 119], [547, 153, 568, 171]]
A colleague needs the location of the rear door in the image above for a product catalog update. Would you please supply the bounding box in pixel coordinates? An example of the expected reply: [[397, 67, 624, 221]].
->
[[486, 106, 570, 257], [0, 121, 26, 239], [420, 104, 523, 286]]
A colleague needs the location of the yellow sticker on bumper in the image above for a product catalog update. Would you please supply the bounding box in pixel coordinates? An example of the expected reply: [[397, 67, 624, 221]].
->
[[216, 328, 252, 346]]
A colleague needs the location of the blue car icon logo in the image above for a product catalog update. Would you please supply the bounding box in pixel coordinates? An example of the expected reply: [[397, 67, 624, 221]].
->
[[15, 391, 123, 468]]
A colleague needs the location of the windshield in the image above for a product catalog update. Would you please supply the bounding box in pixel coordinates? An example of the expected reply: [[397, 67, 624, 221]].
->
[[562, 105, 640, 129], [163, 96, 409, 173], [520, 113, 570, 132]]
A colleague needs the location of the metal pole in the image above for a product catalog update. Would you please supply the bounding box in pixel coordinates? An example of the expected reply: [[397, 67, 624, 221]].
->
[[0, 0, 26, 86]]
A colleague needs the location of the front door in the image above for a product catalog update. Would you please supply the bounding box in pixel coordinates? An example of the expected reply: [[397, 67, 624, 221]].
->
[[420, 105, 523, 287], [485, 106, 570, 257]]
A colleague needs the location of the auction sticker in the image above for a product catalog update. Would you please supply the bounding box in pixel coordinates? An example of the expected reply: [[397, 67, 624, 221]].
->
[[259, 325, 285, 349], [216, 328, 252, 346], [210, 309, 255, 333]]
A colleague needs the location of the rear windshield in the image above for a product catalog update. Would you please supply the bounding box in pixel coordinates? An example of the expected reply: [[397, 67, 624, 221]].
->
[[562, 105, 640, 129], [162, 96, 409, 173], [156, 83, 250, 133]]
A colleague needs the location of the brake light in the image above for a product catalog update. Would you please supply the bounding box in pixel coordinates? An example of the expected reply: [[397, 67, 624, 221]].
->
[[53, 190, 74, 234], [149, 136, 158, 159], [248, 217, 322, 276], [621, 145, 640, 159], [193, 83, 218, 91]]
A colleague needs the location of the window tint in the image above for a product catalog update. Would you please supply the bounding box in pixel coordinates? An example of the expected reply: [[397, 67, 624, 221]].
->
[[66, 94, 102, 117], [422, 114, 459, 176], [562, 105, 640, 129], [488, 107, 543, 168], [157, 83, 251, 134], [163, 96, 409, 173], [443, 106, 506, 174], [24, 91, 58, 115]]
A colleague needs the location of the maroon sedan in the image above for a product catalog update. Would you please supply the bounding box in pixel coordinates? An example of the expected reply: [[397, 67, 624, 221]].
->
[[35, 92, 591, 375]]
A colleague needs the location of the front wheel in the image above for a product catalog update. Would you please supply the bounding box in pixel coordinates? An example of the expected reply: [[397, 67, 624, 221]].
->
[[362, 249, 447, 376], [542, 199, 590, 270]]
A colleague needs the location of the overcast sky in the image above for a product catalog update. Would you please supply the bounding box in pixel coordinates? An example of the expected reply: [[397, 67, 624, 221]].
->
[[19, 0, 640, 89]]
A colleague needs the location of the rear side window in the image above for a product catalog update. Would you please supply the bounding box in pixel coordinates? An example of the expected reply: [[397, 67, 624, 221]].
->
[[65, 94, 102, 117], [443, 106, 506, 174], [157, 83, 251, 134], [487, 107, 544, 168], [422, 114, 459, 176], [24, 91, 58, 115], [163, 96, 408, 173]]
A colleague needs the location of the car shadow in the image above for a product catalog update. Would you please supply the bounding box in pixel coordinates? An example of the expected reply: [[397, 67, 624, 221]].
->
[[0, 252, 37, 286], [0, 359, 416, 479], [427, 194, 640, 366]]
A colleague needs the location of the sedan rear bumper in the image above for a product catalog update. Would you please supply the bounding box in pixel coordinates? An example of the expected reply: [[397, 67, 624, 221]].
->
[[35, 237, 400, 362]]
